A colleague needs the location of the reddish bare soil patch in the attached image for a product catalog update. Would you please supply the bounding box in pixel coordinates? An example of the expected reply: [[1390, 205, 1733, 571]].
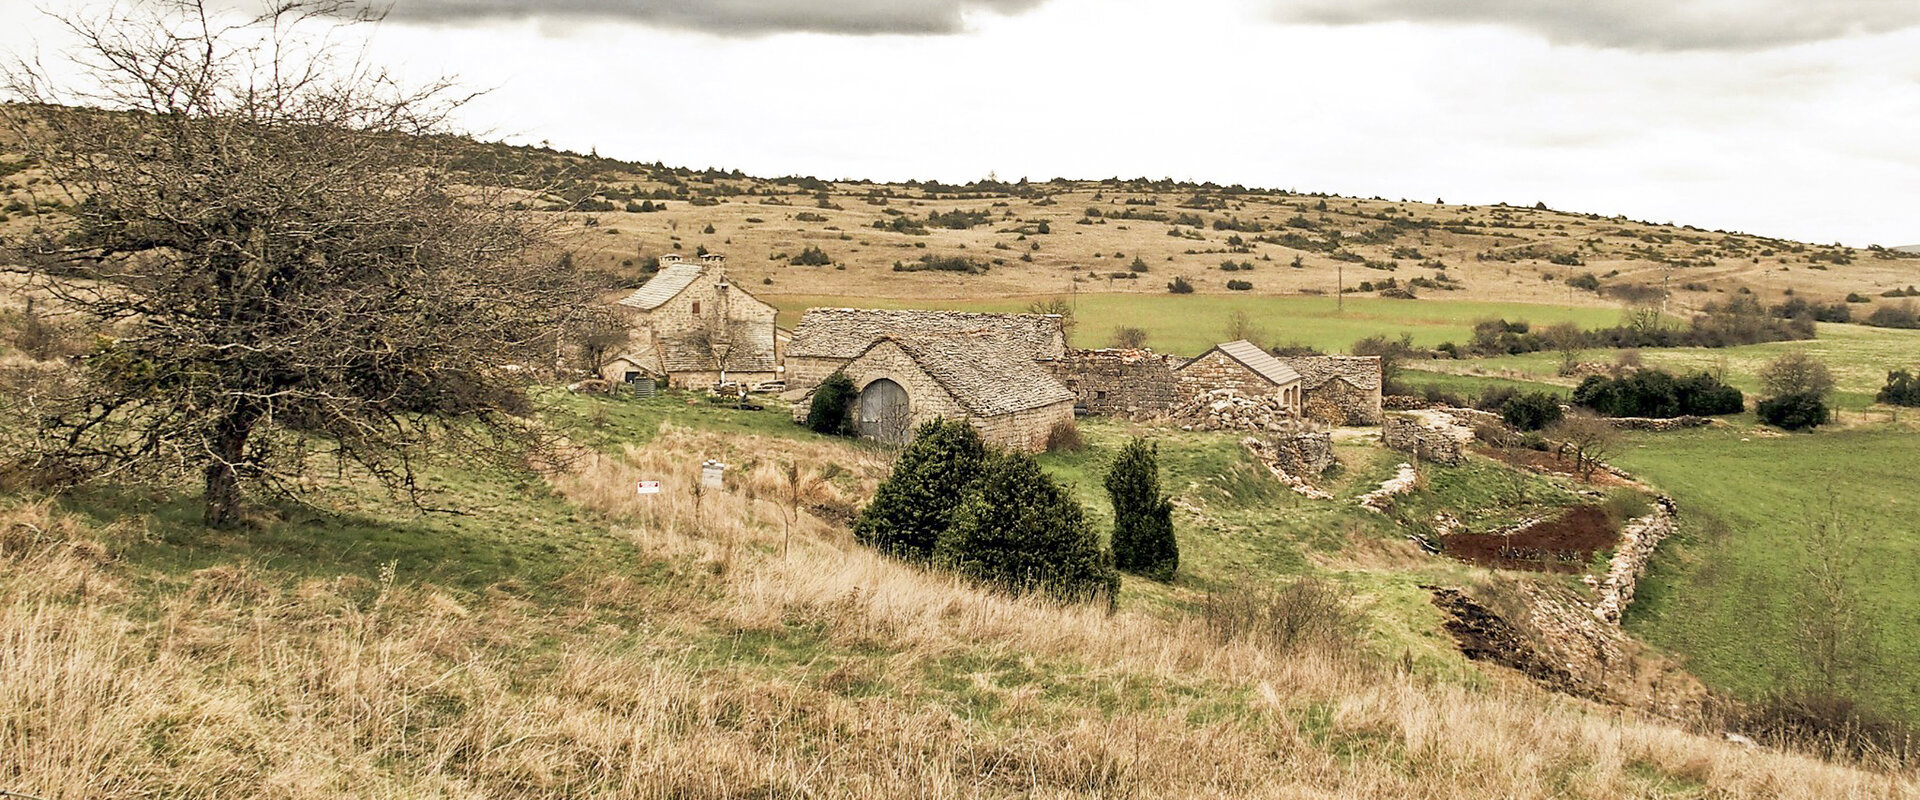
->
[[1472, 444, 1635, 488], [1441, 505, 1618, 573]]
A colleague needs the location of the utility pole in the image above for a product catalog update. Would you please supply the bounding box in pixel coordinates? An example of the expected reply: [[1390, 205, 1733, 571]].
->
[[1337, 260, 1344, 312]]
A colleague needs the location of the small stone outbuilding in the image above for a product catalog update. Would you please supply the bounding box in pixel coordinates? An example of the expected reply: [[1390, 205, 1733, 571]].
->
[[598, 254, 779, 389], [1284, 355, 1384, 426], [1175, 340, 1302, 413], [805, 334, 1076, 452]]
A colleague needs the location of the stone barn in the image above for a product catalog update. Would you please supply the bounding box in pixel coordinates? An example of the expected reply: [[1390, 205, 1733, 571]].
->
[[1048, 348, 1181, 419], [1174, 340, 1303, 412], [784, 308, 1067, 392], [598, 254, 779, 389], [810, 335, 1076, 452], [1284, 356, 1384, 426]]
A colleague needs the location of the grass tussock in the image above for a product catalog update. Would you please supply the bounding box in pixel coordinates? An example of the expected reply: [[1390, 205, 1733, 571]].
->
[[1, 426, 1915, 798]]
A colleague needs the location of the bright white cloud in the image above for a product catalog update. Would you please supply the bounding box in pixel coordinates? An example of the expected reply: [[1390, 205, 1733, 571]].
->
[[2, 0, 1917, 245]]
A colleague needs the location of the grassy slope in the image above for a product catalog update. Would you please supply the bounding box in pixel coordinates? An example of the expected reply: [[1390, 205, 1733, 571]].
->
[[1613, 425, 1920, 721], [770, 293, 1624, 355], [13, 391, 1901, 797]]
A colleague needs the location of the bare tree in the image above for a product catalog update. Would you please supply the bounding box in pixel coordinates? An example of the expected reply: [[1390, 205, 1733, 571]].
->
[[0, 1, 590, 525], [1548, 413, 1618, 480], [1028, 297, 1075, 335], [1110, 325, 1149, 349], [1794, 489, 1881, 695], [1545, 321, 1586, 377], [1761, 350, 1835, 401], [1225, 309, 1265, 346]]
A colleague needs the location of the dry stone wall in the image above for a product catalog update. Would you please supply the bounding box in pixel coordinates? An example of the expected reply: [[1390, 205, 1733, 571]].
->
[[1382, 415, 1469, 466], [1048, 349, 1179, 419], [1590, 498, 1679, 622]]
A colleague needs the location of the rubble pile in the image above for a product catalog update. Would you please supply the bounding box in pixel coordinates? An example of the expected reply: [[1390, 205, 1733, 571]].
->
[[1172, 389, 1295, 432]]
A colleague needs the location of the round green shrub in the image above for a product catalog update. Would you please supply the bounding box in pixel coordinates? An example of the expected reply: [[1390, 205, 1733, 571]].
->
[[805, 373, 857, 436], [853, 419, 987, 562], [935, 452, 1118, 605]]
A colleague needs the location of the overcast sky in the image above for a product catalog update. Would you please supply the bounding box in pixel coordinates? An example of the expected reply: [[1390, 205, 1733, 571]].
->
[[5, 0, 1918, 245]]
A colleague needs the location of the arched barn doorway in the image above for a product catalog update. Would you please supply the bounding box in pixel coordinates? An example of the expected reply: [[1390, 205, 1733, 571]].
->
[[857, 378, 911, 444]]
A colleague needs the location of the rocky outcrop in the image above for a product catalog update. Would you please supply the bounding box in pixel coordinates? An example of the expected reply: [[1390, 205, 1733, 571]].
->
[[1172, 388, 1296, 432]]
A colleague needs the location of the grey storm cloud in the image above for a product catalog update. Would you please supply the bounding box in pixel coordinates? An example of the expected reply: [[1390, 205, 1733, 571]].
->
[[376, 0, 1050, 35], [1269, 0, 1920, 51]]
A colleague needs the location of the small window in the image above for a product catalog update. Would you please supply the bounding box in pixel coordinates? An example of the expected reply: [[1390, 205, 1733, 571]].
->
[[692, 301, 701, 315]]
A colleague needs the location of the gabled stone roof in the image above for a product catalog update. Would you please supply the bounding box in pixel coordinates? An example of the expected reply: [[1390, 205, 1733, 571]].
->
[[854, 334, 1074, 418], [1188, 340, 1301, 386], [1284, 355, 1383, 391], [789, 308, 1067, 361], [615, 262, 705, 311]]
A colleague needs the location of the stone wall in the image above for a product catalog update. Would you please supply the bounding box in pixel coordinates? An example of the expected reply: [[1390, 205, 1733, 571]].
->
[[1605, 416, 1712, 432], [1382, 415, 1469, 466], [974, 400, 1076, 453], [1048, 349, 1179, 419], [784, 356, 848, 393], [1175, 349, 1279, 401], [1590, 498, 1678, 623], [1265, 431, 1335, 476], [835, 340, 969, 436]]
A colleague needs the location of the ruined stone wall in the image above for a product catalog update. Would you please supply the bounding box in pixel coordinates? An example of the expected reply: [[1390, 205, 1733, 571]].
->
[[1175, 350, 1277, 401], [1049, 349, 1179, 419], [1287, 356, 1384, 426], [1302, 379, 1382, 426], [1382, 416, 1468, 465], [1605, 416, 1712, 432]]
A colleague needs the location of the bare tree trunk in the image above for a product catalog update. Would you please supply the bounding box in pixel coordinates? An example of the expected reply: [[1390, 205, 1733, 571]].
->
[[203, 401, 262, 527]]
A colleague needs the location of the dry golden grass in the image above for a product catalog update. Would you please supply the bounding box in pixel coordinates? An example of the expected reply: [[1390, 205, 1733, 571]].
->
[[3, 427, 1916, 798]]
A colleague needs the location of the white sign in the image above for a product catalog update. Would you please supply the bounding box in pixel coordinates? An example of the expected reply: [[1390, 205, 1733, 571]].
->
[[701, 460, 726, 490], [636, 480, 662, 495]]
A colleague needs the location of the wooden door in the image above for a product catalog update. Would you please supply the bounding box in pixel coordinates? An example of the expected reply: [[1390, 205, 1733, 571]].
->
[[857, 379, 911, 444]]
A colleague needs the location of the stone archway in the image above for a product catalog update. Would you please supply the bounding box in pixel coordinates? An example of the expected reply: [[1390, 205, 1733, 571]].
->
[[857, 378, 912, 444]]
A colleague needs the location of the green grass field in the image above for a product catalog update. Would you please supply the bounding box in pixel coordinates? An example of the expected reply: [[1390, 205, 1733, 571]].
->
[[768, 293, 1625, 356], [1614, 425, 1920, 723], [1413, 323, 1920, 410]]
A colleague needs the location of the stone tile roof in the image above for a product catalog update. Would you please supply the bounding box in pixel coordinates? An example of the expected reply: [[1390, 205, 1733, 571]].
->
[[1194, 340, 1301, 386], [615, 262, 704, 310], [789, 308, 1067, 361], [1285, 355, 1383, 391], [858, 334, 1074, 417]]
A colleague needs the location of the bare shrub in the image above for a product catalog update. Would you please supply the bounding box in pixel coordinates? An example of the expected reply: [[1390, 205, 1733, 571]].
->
[[1201, 577, 1366, 657], [1044, 420, 1085, 453]]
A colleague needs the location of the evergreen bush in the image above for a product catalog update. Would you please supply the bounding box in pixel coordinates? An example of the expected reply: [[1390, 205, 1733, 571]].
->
[[1500, 391, 1565, 432], [935, 452, 1119, 604], [854, 419, 987, 561], [1106, 438, 1178, 581], [805, 373, 857, 436], [1757, 392, 1829, 430], [1878, 369, 1920, 407]]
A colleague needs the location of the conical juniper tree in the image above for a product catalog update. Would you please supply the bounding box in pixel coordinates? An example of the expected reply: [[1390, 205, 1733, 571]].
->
[[853, 419, 987, 561], [1105, 437, 1178, 581], [935, 452, 1120, 605]]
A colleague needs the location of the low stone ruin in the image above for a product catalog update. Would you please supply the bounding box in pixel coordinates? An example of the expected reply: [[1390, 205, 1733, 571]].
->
[[1382, 413, 1472, 466], [1171, 388, 1295, 432], [1359, 463, 1418, 511], [1243, 432, 1337, 500]]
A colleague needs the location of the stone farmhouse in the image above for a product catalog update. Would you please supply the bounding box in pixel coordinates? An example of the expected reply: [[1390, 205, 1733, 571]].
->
[[598, 254, 779, 390], [786, 309, 1073, 451], [1285, 356, 1384, 426], [1175, 340, 1303, 412]]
